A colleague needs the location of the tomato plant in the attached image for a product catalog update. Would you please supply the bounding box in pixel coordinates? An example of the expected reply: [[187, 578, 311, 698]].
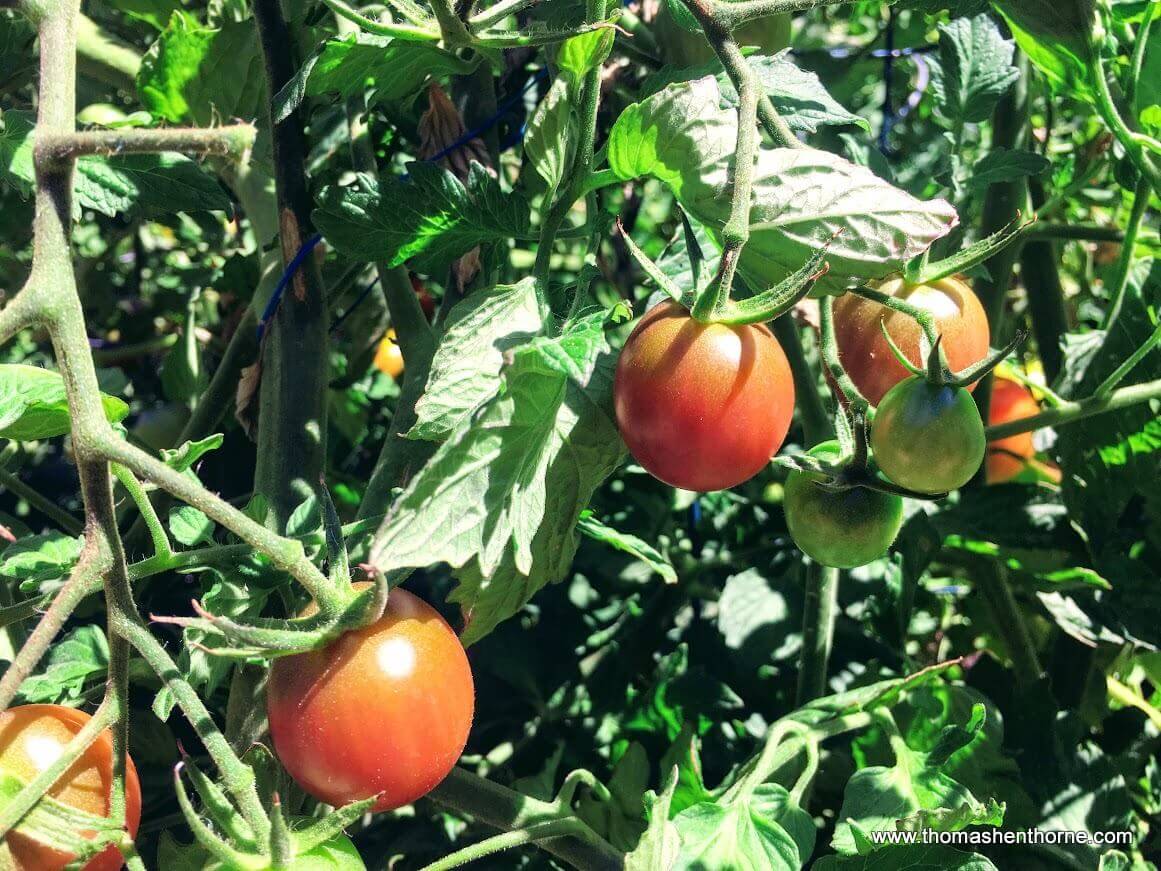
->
[[2, 0, 1160, 868], [614, 300, 795, 491], [833, 276, 991, 405], [267, 588, 474, 812], [0, 706, 141, 871], [783, 441, 903, 568]]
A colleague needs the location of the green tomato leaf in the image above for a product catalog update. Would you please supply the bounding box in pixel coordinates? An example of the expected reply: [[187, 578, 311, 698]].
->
[[608, 78, 958, 293], [930, 14, 1021, 123], [372, 310, 624, 645], [522, 77, 577, 200], [1, 532, 82, 594], [577, 511, 678, 584], [161, 434, 225, 473], [19, 626, 109, 704], [169, 505, 215, 547], [968, 148, 1050, 191], [556, 27, 615, 82], [991, 0, 1097, 104], [314, 163, 532, 273], [672, 790, 801, 871], [272, 32, 474, 123], [409, 278, 543, 442], [648, 51, 872, 134], [136, 11, 265, 125], [0, 364, 128, 441], [626, 767, 682, 871]]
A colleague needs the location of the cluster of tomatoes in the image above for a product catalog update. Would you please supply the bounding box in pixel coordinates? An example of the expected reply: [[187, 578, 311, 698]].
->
[[613, 277, 1047, 568], [1, 587, 474, 869]]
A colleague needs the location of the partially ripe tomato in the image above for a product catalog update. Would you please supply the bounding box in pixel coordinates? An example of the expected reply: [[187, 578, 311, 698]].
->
[[986, 377, 1040, 484], [613, 300, 796, 492], [0, 705, 141, 871], [267, 588, 474, 812], [834, 276, 991, 406], [784, 441, 904, 568], [870, 377, 985, 493], [373, 329, 404, 379]]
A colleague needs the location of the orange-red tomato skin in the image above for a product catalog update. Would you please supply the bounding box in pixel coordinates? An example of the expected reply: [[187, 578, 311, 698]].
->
[[0, 705, 141, 871], [986, 377, 1041, 484], [266, 588, 474, 812], [833, 276, 991, 406], [613, 301, 796, 492]]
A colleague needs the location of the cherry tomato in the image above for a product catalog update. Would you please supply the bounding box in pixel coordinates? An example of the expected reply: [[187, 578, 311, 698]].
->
[[613, 300, 795, 492], [267, 588, 474, 812], [0, 705, 141, 871], [784, 441, 904, 568], [409, 274, 436, 321], [985, 377, 1041, 484], [870, 376, 986, 493], [833, 275, 991, 406], [373, 329, 404, 379]]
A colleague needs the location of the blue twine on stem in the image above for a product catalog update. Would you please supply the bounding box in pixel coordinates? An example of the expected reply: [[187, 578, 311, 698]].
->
[[256, 232, 324, 342]]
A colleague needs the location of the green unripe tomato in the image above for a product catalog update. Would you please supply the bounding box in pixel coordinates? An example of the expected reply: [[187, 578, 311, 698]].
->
[[870, 377, 986, 494], [784, 441, 904, 568]]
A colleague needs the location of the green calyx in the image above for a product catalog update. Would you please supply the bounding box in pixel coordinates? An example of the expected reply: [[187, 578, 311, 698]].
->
[[783, 440, 905, 569]]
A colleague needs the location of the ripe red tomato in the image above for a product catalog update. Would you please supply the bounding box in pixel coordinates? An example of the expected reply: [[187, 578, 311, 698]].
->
[[833, 276, 991, 406], [409, 273, 436, 321], [870, 377, 986, 493], [267, 588, 474, 812], [986, 377, 1040, 484], [613, 300, 796, 491], [0, 705, 141, 871], [373, 329, 404, 379], [784, 441, 904, 568]]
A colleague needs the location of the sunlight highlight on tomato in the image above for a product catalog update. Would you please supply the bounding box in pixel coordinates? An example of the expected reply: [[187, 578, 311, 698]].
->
[[0, 705, 141, 871], [613, 301, 795, 492], [267, 588, 474, 812]]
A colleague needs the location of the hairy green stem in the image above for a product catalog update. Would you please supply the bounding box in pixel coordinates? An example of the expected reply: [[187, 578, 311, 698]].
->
[[1095, 321, 1161, 398], [108, 605, 271, 837], [429, 768, 624, 870], [99, 436, 344, 613], [797, 563, 839, 704], [683, 0, 757, 320], [418, 819, 593, 871], [984, 377, 1161, 439], [320, 0, 441, 41], [112, 464, 172, 559], [1102, 178, 1152, 331], [37, 125, 256, 163]]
